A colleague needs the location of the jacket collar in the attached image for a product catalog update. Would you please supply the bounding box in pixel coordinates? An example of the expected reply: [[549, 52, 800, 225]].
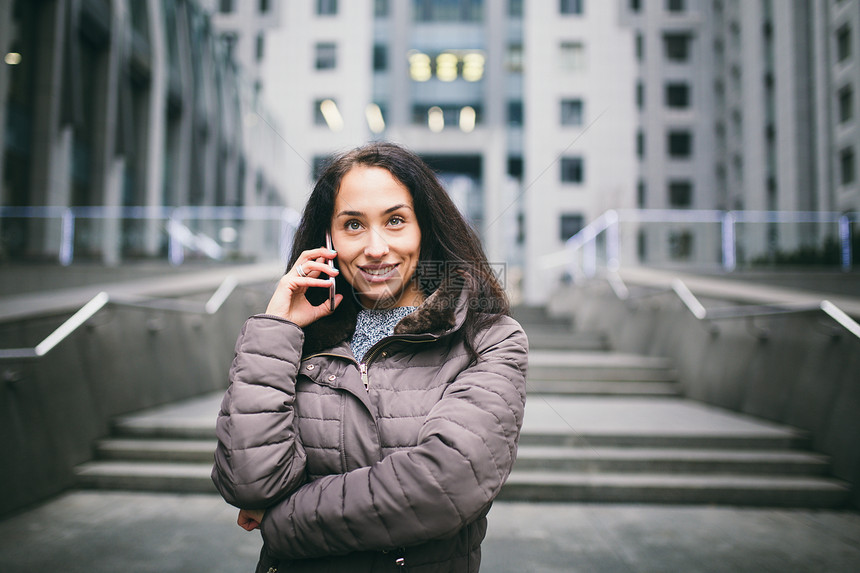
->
[[301, 276, 468, 358]]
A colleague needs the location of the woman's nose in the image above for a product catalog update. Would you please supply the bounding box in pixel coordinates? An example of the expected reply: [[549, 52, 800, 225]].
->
[[364, 230, 390, 258]]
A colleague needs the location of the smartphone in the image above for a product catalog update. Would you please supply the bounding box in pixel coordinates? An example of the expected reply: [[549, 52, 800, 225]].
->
[[325, 230, 336, 311]]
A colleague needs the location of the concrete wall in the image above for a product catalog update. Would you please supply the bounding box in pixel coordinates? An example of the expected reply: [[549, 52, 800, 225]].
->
[[0, 270, 275, 516], [550, 274, 860, 509]]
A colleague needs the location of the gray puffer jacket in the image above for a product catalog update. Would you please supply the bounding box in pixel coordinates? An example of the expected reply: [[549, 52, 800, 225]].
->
[[211, 281, 528, 572]]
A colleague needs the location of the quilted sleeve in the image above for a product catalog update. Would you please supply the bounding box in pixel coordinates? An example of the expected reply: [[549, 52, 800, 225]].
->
[[260, 317, 528, 559], [211, 315, 308, 509]]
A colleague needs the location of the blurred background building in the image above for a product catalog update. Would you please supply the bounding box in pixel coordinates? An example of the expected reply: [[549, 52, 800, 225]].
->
[[1, 0, 858, 303], [266, 0, 858, 303], [0, 0, 288, 266]]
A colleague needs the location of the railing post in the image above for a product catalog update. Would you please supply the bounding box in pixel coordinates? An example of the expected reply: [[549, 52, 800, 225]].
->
[[721, 211, 736, 272], [59, 208, 75, 266], [839, 215, 852, 272], [168, 208, 184, 266]]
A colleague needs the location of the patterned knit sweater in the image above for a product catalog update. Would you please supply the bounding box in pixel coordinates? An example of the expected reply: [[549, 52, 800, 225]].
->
[[350, 306, 417, 362]]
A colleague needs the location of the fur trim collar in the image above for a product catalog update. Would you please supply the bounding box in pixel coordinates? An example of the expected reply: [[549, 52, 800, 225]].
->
[[301, 278, 465, 357]]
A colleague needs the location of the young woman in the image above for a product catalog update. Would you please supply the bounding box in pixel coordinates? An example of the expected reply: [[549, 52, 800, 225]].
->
[[212, 142, 528, 572]]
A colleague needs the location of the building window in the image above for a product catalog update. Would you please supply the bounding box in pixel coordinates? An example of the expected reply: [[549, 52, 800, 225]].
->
[[560, 157, 584, 183], [414, 0, 483, 22], [259, 0, 270, 13], [666, 82, 690, 108], [668, 180, 693, 207], [637, 180, 646, 207], [374, 0, 389, 17], [837, 24, 851, 62], [635, 33, 644, 62], [667, 130, 693, 158], [630, 0, 641, 13], [317, 0, 338, 16], [561, 98, 584, 126], [666, 0, 684, 12], [638, 230, 647, 259], [220, 32, 238, 59], [560, 41, 586, 71], [219, 0, 234, 13], [255, 33, 265, 62], [412, 103, 482, 128], [636, 81, 644, 109], [560, 213, 585, 241], [508, 100, 523, 126], [637, 130, 645, 158], [841, 146, 855, 185], [560, 0, 584, 15], [509, 0, 524, 17], [316, 42, 337, 70], [508, 156, 523, 179], [839, 85, 853, 123], [506, 43, 524, 72], [669, 229, 694, 259], [373, 44, 388, 71], [664, 33, 691, 62]]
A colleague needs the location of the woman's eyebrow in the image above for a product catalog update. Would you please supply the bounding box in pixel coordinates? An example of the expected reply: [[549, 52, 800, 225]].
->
[[383, 203, 413, 215], [335, 204, 413, 218]]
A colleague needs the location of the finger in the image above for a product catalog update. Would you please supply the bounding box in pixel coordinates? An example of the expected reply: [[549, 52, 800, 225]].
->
[[299, 246, 337, 263], [293, 276, 337, 289], [312, 293, 343, 316], [301, 260, 339, 278]]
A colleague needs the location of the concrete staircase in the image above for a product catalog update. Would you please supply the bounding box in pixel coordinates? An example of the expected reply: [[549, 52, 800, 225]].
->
[[501, 306, 850, 508], [75, 305, 851, 508]]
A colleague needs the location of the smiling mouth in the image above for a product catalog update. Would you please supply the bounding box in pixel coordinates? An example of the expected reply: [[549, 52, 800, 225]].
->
[[359, 264, 399, 280]]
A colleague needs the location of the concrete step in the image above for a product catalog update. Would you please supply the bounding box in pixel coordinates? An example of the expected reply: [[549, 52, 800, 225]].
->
[[75, 461, 216, 493], [528, 350, 677, 382], [520, 397, 811, 450], [526, 379, 681, 396], [95, 438, 216, 463], [523, 330, 610, 352], [514, 446, 830, 475], [511, 306, 574, 330], [74, 393, 843, 509], [518, 429, 808, 450], [499, 471, 851, 508], [111, 408, 218, 440]]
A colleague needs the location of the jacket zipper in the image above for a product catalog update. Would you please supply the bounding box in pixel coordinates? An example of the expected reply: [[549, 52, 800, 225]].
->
[[359, 362, 369, 388]]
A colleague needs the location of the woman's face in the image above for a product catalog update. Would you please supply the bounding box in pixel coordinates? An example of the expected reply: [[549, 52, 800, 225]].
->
[[331, 165, 425, 309]]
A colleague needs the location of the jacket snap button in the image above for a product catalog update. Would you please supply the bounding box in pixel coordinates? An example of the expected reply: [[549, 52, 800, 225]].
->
[[306, 364, 315, 371], [327, 374, 336, 381], [381, 351, 388, 357]]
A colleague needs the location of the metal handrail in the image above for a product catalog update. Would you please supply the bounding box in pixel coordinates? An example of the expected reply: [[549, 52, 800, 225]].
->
[[605, 271, 860, 341], [543, 208, 859, 278], [0, 276, 239, 361], [0, 205, 301, 266]]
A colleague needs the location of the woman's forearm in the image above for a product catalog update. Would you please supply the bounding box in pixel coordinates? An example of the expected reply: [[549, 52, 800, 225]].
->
[[211, 315, 309, 508]]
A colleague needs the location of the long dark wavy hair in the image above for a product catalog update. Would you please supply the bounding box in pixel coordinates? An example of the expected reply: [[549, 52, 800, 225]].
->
[[288, 141, 510, 362]]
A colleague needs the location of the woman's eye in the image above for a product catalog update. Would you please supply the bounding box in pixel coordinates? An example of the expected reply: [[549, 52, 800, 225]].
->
[[389, 216, 405, 226], [345, 220, 362, 231]]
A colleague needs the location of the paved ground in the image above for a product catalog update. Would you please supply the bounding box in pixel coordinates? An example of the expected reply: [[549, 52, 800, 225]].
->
[[0, 490, 859, 572]]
